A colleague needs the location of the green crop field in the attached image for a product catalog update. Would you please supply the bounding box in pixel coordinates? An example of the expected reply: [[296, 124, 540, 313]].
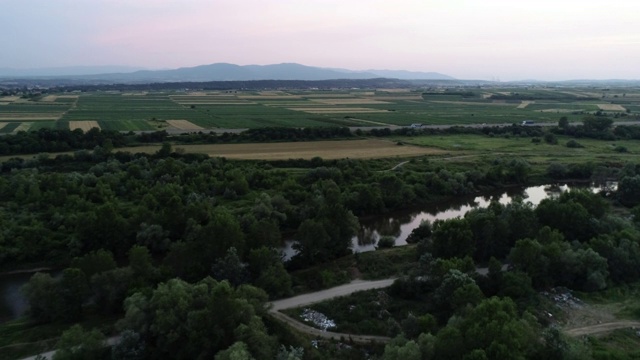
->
[[1, 86, 639, 131]]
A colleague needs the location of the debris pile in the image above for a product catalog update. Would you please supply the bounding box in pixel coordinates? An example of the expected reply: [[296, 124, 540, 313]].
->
[[542, 287, 584, 309], [301, 308, 336, 331]]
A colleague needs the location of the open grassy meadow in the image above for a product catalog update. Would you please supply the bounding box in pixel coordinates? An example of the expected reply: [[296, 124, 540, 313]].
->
[[1, 86, 639, 132]]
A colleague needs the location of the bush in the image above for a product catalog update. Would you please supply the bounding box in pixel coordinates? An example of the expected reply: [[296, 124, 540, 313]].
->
[[614, 145, 628, 153], [377, 236, 396, 249], [544, 133, 558, 144], [566, 140, 583, 148]]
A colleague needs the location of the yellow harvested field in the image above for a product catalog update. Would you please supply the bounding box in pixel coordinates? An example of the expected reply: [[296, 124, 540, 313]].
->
[[517, 101, 534, 109], [0, 113, 62, 120], [288, 107, 389, 114], [166, 120, 203, 130], [122, 92, 148, 96], [13, 123, 32, 132], [120, 139, 445, 160], [598, 104, 626, 111], [41, 95, 58, 102], [69, 121, 100, 131], [0, 102, 10, 106], [0, 96, 20, 102], [310, 99, 390, 105], [0, 123, 7, 130]]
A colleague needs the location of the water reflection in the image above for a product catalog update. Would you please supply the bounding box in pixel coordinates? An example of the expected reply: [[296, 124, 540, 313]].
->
[[282, 183, 592, 260]]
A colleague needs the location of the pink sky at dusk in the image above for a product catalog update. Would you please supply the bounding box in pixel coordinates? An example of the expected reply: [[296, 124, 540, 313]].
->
[[1, 0, 639, 80]]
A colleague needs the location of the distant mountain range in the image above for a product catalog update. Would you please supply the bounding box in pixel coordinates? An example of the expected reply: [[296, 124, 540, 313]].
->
[[0, 63, 455, 82]]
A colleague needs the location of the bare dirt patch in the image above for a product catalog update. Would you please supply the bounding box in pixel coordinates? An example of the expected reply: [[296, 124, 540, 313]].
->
[[69, 121, 100, 131], [0, 102, 9, 106], [121, 139, 445, 160], [0, 123, 7, 130], [598, 104, 626, 111], [166, 120, 203, 130]]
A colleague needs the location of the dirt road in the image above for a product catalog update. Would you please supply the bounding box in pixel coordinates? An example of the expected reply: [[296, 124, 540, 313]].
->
[[268, 279, 396, 344], [270, 279, 396, 311], [565, 321, 640, 337]]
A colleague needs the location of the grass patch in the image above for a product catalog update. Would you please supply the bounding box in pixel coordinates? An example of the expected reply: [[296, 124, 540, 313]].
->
[[0, 313, 118, 359], [588, 328, 640, 359]]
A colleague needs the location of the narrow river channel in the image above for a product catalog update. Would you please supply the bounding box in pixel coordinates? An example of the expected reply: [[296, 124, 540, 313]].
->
[[281, 183, 598, 260]]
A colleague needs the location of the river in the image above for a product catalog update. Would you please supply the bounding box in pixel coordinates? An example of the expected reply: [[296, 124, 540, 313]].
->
[[281, 183, 598, 260]]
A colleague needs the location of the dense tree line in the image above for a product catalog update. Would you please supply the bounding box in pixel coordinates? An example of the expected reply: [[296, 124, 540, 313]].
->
[[7, 132, 639, 358]]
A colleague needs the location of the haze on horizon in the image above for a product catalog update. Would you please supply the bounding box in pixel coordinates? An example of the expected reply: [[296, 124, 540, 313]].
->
[[1, 0, 639, 82]]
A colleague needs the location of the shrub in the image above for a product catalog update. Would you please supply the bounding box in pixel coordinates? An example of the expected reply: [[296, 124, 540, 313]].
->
[[566, 140, 583, 148], [377, 236, 396, 249]]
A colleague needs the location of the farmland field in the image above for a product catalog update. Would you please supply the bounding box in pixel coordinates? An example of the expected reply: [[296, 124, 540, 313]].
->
[[0, 86, 638, 131], [118, 139, 446, 160], [69, 120, 100, 131]]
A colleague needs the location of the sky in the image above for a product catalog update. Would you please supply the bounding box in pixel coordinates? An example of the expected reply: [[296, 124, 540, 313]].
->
[[1, 0, 639, 81]]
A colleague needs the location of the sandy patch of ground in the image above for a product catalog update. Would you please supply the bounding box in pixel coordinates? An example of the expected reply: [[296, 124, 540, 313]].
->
[[122, 92, 148, 96], [310, 99, 390, 105], [69, 121, 100, 131], [288, 107, 389, 114], [0, 102, 10, 106], [517, 101, 534, 109], [0, 123, 7, 130], [598, 104, 626, 111], [166, 120, 203, 130]]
